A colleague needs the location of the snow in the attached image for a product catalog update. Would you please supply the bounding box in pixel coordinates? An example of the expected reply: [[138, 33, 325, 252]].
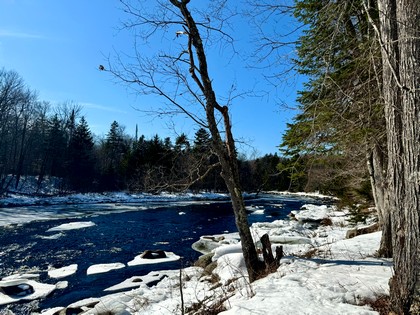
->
[[213, 243, 243, 261], [105, 272, 170, 292], [36, 202, 391, 314], [48, 264, 78, 279], [127, 251, 181, 266], [0, 191, 393, 314], [86, 263, 126, 275], [0, 191, 230, 227], [220, 258, 389, 314], [291, 204, 331, 221], [37, 232, 64, 240], [0, 278, 56, 306], [46, 221, 96, 232], [0, 190, 229, 209]]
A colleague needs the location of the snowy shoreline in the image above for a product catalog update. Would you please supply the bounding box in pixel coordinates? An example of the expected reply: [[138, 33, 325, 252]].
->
[[0, 192, 391, 314], [0, 191, 231, 209]]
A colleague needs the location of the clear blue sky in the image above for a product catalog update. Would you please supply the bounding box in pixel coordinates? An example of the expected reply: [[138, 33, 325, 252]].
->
[[0, 0, 301, 157]]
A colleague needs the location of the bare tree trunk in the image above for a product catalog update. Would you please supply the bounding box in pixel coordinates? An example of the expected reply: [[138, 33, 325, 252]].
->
[[377, 0, 420, 312], [366, 145, 392, 258], [170, 0, 265, 282]]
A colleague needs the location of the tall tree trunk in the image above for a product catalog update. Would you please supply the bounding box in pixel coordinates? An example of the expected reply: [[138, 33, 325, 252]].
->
[[208, 107, 265, 282], [171, 0, 265, 282], [377, 0, 420, 313], [14, 117, 28, 190], [367, 145, 392, 258]]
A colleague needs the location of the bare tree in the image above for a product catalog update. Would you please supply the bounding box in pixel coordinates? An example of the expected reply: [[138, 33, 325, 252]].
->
[[0, 69, 39, 193], [105, 0, 270, 281]]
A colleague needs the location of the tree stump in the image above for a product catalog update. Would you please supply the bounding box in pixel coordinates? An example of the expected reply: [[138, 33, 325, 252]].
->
[[261, 233, 283, 273]]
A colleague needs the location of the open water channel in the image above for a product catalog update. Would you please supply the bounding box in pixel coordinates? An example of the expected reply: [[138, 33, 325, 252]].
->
[[0, 194, 324, 313]]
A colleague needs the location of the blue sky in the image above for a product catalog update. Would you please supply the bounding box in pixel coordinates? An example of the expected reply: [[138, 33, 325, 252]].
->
[[0, 0, 301, 157]]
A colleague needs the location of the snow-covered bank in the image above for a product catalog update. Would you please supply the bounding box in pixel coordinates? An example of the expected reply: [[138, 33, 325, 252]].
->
[[266, 190, 339, 200], [23, 202, 392, 315], [0, 191, 230, 208]]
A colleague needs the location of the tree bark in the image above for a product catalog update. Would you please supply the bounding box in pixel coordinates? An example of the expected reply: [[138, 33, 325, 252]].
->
[[171, 0, 265, 282], [377, 0, 420, 313], [367, 145, 392, 258]]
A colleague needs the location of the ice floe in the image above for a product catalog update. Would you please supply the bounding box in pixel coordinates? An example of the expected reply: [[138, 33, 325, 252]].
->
[[127, 251, 180, 266], [48, 264, 78, 279], [86, 263, 126, 275], [46, 221, 96, 232]]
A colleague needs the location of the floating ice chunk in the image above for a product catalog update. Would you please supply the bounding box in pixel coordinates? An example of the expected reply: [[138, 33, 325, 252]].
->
[[55, 281, 68, 289], [178, 211, 186, 215], [87, 263, 126, 275], [38, 307, 65, 315], [0, 279, 56, 306], [153, 241, 169, 245], [48, 264, 78, 279], [2, 273, 39, 281], [46, 221, 96, 232], [127, 251, 180, 266], [38, 233, 64, 240]]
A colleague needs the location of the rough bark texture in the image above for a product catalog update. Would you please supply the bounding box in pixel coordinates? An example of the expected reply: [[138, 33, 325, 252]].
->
[[377, 0, 420, 313], [367, 145, 392, 258], [171, 0, 265, 282]]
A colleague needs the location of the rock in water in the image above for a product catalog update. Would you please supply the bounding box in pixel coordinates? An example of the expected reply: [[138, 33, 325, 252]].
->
[[140, 250, 167, 259], [1, 283, 34, 296]]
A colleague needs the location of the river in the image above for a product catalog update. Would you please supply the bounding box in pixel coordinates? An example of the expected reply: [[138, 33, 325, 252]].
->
[[0, 193, 324, 313]]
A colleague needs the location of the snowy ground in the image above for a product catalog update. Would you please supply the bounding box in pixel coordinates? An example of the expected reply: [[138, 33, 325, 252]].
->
[[0, 192, 391, 314]]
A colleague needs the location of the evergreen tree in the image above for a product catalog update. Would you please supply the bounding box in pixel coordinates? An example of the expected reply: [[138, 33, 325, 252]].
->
[[280, 0, 385, 200], [44, 114, 67, 177], [174, 133, 190, 152], [66, 117, 95, 191], [99, 121, 129, 190], [193, 128, 211, 153]]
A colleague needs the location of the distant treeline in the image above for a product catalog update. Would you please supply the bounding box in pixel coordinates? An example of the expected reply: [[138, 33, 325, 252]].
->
[[0, 68, 292, 195]]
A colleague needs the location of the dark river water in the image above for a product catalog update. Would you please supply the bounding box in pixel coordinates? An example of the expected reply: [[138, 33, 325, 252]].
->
[[0, 194, 324, 313]]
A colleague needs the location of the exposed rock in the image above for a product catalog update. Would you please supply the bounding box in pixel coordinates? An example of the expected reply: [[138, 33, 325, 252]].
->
[[194, 253, 218, 276], [346, 223, 379, 239], [194, 253, 214, 269], [59, 299, 100, 315], [202, 235, 225, 242], [140, 250, 167, 259], [64, 306, 85, 315], [0, 282, 34, 297], [146, 275, 168, 287]]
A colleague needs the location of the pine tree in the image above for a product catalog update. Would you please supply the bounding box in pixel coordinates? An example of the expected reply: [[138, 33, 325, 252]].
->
[[45, 115, 67, 177], [193, 128, 211, 153], [175, 133, 190, 152], [101, 121, 128, 190], [66, 117, 95, 191]]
